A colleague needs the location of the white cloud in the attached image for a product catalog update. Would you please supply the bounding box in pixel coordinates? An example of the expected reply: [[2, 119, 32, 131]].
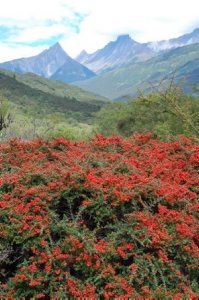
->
[[0, 0, 199, 60], [0, 44, 46, 63], [62, 0, 199, 56], [0, 0, 74, 21], [9, 25, 71, 43]]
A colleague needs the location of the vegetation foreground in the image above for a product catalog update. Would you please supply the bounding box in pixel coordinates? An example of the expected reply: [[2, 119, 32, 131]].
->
[[0, 134, 199, 299]]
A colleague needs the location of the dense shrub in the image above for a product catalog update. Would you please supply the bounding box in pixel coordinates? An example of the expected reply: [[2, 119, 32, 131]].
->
[[0, 134, 199, 299], [95, 82, 199, 141]]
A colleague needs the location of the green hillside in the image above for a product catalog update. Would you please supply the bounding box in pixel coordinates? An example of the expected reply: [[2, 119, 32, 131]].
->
[[17, 72, 108, 104], [74, 43, 199, 99], [0, 69, 109, 121]]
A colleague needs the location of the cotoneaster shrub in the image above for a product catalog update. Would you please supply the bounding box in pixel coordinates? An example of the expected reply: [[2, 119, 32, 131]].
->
[[0, 133, 198, 299]]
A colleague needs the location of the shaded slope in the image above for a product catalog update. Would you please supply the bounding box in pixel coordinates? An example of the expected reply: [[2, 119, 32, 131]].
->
[[0, 69, 107, 121], [50, 57, 95, 83], [16, 72, 109, 104]]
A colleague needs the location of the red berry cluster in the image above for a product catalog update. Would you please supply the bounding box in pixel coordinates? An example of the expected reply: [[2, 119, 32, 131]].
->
[[0, 133, 198, 299]]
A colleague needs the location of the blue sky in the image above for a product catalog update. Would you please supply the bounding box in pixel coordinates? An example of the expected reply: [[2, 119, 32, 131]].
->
[[0, 0, 199, 62]]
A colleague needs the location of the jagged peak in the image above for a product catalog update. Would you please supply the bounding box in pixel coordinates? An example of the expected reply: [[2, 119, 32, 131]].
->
[[116, 34, 131, 41], [76, 50, 89, 61], [43, 42, 70, 59], [79, 50, 88, 55], [115, 34, 138, 44], [49, 42, 64, 51]]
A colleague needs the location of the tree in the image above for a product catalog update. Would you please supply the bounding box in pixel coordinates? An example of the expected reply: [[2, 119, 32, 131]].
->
[[0, 95, 13, 132], [95, 79, 199, 141]]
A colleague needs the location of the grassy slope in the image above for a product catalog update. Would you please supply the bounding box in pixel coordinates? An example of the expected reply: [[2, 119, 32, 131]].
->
[[74, 43, 199, 99], [17, 73, 108, 104], [0, 69, 109, 121]]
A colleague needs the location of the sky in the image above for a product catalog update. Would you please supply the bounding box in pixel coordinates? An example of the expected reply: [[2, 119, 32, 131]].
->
[[0, 0, 199, 62]]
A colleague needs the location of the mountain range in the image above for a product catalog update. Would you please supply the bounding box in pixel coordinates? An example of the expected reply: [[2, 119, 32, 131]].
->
[[147, 27, 199, 52], [76, 28, 199, 74], [76, 35, 155, 74], [0, 43, 96, 83], [1, 27, 199, 99], [75, 42, 199, 99]]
